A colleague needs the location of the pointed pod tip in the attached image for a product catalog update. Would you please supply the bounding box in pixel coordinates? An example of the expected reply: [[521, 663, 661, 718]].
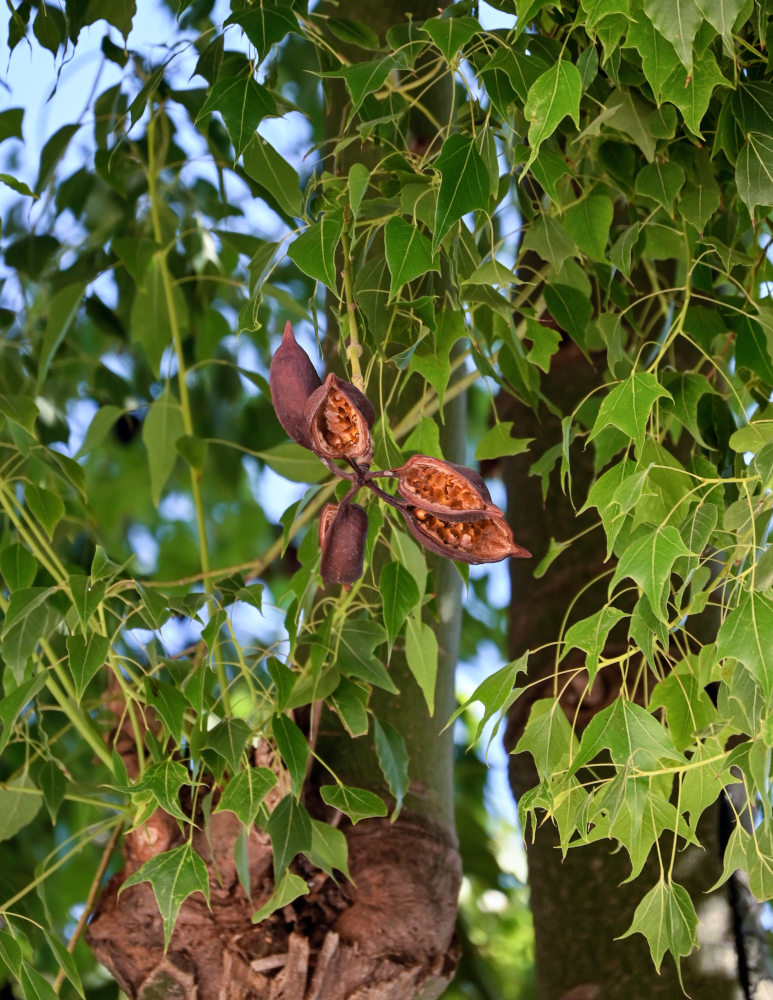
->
[[282, 320, 295, 341]]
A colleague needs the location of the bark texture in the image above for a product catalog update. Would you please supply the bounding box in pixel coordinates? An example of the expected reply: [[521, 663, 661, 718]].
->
[[87, 805, 461, 999], [503, 344, 745, 1000]]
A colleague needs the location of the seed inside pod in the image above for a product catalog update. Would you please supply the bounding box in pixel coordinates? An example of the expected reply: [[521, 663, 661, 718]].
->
[[402, 507, 530, 565], [305, 373, 375, 466], [394, 455, 504, 521]]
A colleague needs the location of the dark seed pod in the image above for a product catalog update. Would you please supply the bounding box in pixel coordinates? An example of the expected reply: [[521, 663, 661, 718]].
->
[[305, 372, 375, 466], [393, 454, 504, 521], [319, 501, 369, 585], [400, 506, 530, 565], [269, 322, 322, 450]]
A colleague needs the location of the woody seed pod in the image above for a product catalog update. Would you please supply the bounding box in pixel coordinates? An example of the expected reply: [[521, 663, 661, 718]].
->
[[393, 455, 504, 521], [319, 500, 369, 585], [401, 506, 531, 565], [305, 372, 375, 467], [269, 322, 322, 450]]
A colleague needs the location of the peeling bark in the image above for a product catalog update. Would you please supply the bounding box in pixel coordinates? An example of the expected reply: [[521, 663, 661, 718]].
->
[[87, 810, 461, 999]]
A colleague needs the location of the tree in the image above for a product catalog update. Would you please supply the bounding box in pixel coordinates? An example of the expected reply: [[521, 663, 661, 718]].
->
[[0, 0, 772, 998]]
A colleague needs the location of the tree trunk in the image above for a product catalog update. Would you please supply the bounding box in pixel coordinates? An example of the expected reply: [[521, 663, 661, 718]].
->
[[87, 3, 463, 997], [502, 345, 745, 999]]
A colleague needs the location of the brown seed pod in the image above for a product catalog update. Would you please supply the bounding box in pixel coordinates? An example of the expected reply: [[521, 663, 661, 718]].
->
[[393, 455, 504, 521], [401, 506, 530, 565], [305, 372, 375, 466], [269, 322, 322, 450], [319, 500, 369, 585]]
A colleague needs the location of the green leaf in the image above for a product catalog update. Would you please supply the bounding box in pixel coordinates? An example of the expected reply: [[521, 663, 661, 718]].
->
[[224, 5, 298, 61], [20, 962, 59, 1000], [326, 17, 380, 49], [0, 173, 36, 198], [214, 767, 278, 828], [36, 283, 86, 391], [635, 162, 685, 215], [272, 714, 309, 797], [0, 929, 23, 976], [348, 162, 370, 218], [126, 759, 191, 825], [0, 773, 42, 842], [252, 872, 309, 923], [142, 387, 186, 506], [1, 587, 58, 681], [660, 49, 729, 138], [0, 543, 38, 591], [405, 612, 438, 716], [373, 717, 409, 817], [403, 416, 443, 460], [523, 61, 582, 173], [197, 74, 275, 157], [0, 394, 39, 434], [449, 653, 528, 744], [421, 15, 480, 61], [76, 405, 124, 457], [736, 133, 773, 222], [25, 485, 65, 538], [648, 665, 718, 751], [242, 135, 302, 218], [320, 783, 387, 824], [611, 526, 692, 621], [68, 574, 106, 630], [307, 818, 351, 880], [130, 256, 188, 374], [619, 879, 698, 971], [257, 442, 327, 484], [35, 123, 81, 193], [563, 195, 613, 261], [0, 674, 47, 756], [338, 619, 397, 693], [287, 209, 345, 291], [203, 717, 254, 775], [474, 422, 532, 461], [519, 215, 577, 270], [265, 795, 312, 879], [717, 593, 773, 698], [120, 843, 210, 950], [335, 55, 400, 117], [695, 0, 744, 54], [38, 759, 67, 824], [563, 607, 626, 684], [514, 699, 578, 782], [643, 0, 702, 72], [588, 372, 672, 454], [0, 107, 24, 144], [380, 560, 420, 657], [384, 216, 439, 298], [112, 235, 162, 288], [433, 134, 492, 251], [729, 421, 773, 454], [330, 678, 370, 737], [572, 699, 686, 773], [66, 633, 109, 701]]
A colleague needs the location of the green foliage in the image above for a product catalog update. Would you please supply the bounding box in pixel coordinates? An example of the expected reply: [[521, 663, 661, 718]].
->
[[0, 0, 772, 991]]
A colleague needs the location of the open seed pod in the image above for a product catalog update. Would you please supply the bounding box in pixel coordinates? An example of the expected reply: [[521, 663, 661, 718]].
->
[[393, 455, 504, 521], [319, 500, 369, 585], [269, 322, 322, 450], [305, 373, 375, 467], [401, 506, 530, 565]]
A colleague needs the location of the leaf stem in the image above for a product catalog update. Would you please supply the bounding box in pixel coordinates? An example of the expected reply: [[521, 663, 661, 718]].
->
[[340, 227, 364, 392]]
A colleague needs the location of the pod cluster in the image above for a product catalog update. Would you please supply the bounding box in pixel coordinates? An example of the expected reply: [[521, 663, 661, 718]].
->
[[269, 322, 531, 586]]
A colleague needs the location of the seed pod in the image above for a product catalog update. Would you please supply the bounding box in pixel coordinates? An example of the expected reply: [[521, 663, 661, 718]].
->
[[319, 501, 369, 585], [401, 507, 530, 565], [269, 322, 322, 450], [393, 455, 504, 521], [305, 372, 375, 466]]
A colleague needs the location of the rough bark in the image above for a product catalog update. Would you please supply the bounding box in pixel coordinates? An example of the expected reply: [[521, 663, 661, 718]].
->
[[87, 806, 460, 1000], [502, 344, 746, 999]]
